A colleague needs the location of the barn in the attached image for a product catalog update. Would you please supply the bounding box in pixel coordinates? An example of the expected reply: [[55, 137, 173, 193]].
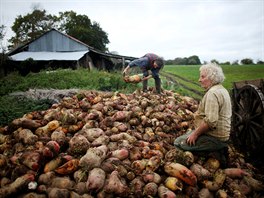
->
[[7, 28, 137, 73]]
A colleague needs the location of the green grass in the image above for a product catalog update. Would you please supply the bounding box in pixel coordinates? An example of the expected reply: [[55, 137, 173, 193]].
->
[[163, 64, 264, 91]]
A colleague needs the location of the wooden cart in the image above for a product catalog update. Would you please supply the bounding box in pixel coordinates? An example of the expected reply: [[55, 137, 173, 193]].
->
[[231, 79, 264, 159]]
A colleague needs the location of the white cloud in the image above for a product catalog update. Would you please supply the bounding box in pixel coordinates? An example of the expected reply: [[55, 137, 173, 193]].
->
[[1, 0, 263, 63]]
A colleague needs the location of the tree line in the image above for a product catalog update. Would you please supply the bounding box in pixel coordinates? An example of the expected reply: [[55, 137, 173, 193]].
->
[[165, 56, 264, 65]]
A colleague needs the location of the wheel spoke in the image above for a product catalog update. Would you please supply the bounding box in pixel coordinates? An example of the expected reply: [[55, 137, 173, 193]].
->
[[250, 111, 262, 121], [250, 120, 263, 130]]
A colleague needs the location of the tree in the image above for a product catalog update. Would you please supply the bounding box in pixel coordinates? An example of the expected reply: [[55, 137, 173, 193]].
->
[[57, 11, 109, 51], [187, 55, 201, 65], [9, 9, 56, 49], [257, 60, 264, 64], [241, 58, 254, 65]]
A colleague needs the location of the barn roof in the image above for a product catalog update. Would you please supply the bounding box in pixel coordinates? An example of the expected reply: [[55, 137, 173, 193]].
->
[[8, 28, 137, 61], [9, 51, 89, 61]]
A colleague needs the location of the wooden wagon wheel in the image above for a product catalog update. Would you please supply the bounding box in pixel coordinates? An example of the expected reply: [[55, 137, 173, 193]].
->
[[232, 84, 264, 158]]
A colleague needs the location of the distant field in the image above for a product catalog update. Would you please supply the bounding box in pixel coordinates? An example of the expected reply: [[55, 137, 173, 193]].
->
[[161, 64, 264, 100]]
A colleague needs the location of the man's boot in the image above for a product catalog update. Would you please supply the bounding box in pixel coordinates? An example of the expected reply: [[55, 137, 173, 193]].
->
[[155, 78, 161, 94], [142, 80, 148, 92]]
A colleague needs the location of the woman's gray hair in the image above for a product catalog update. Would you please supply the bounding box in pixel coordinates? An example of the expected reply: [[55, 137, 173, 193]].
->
[[200, 62, 225, 85]]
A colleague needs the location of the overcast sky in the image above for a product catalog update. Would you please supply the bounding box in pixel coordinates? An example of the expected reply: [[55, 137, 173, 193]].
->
[[1, 0, 263, 63]]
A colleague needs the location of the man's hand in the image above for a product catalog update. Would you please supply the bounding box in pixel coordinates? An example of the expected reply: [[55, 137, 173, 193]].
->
[[186, 132, 198, 146]]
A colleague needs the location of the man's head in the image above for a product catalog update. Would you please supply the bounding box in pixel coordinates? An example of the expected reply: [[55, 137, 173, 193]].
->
[[153, 57, 164, 69], [199, 62, 225, 90]]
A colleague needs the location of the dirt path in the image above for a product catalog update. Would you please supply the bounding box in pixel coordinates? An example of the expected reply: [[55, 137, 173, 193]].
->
[[160, 71, 203, 99]]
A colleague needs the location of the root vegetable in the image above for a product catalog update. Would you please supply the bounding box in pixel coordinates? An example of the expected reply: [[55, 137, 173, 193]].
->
[[11, 118, 42, 129], [86, 168, 106, 192], [48, 187, 70, 198], [198, 188, 214, 198], [74, 169, 88, 183], [35, 120, 60, 137], [190, 163, 212, 181], [110, 148, 129, 160], [104, 170, 129, 197], [142, 170, 162, 184], [164, 176, 183, 191], [0, 173, 35, 198], [204, 158, 220, 173], [158, 184, 176, 198], [224, 168, 249, 178], [132, 159, 148, 175], [203, 169, 226, 191], [55, 159, 79, 175], [20, 151, 41, 171], [50, 176, 74, 189], [15, 129, 38, 145], [38, 172, 56, 184], [243, 175, 264, 191], [143, 182, 158, 197], [130, 176, 145, 197], [51, 130, 66, 147], [101, 157, 121, 173], [112, 110, 132, 121], [44, 156, 62, 173], [129, 147, 142, 161], [79, 145, 108, 170], [68, 134, 90, 155], [80, 127, 105, 142], [91, 135, 109, 147], [42, 140, 60, 158], [216, 189, 228, 198], [146, 156, 161, 172], [164, 148, 194, 167], [164, 162, 197, 186]]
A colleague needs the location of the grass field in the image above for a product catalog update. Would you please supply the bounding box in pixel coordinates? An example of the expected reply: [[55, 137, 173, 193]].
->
[[162, 64, 264, 99]]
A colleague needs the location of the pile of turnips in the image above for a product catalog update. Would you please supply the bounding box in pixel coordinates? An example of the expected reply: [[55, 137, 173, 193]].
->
[[0, 89, 263, 198]]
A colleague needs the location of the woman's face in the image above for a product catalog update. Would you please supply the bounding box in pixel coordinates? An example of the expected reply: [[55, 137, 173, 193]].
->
[[199, 70, 212, 90]]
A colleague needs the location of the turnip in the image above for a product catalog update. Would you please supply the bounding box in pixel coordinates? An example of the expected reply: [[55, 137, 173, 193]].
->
[[190, 163, 212, 181], [203, 169, 226, 191], [91, 135, 109, 147], [104, 170, 129, 197], [86, 168, 106, 192], [164, 162, 197, 186], [35, 120, 60, 137], [68, 133, 90, 155], [110, 148, 129, 160], [158, 184, 176, 198], [11, 117, 42, 130], [164, 177, 183, 191], [14, 129, 38, 145], [129, 176, 145, 197], [79, 145, 108, 170], [47, 187, 70, 198], [50, 176, 74, 189], [80, 127, 104, 142], [55, 159, 79, 175], [0, 173, 35, 197], [143, 182, 158, 197]]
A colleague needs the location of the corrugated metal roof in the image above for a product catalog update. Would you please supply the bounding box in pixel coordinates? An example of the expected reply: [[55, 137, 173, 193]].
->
[[9, 51, 89, 61]]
